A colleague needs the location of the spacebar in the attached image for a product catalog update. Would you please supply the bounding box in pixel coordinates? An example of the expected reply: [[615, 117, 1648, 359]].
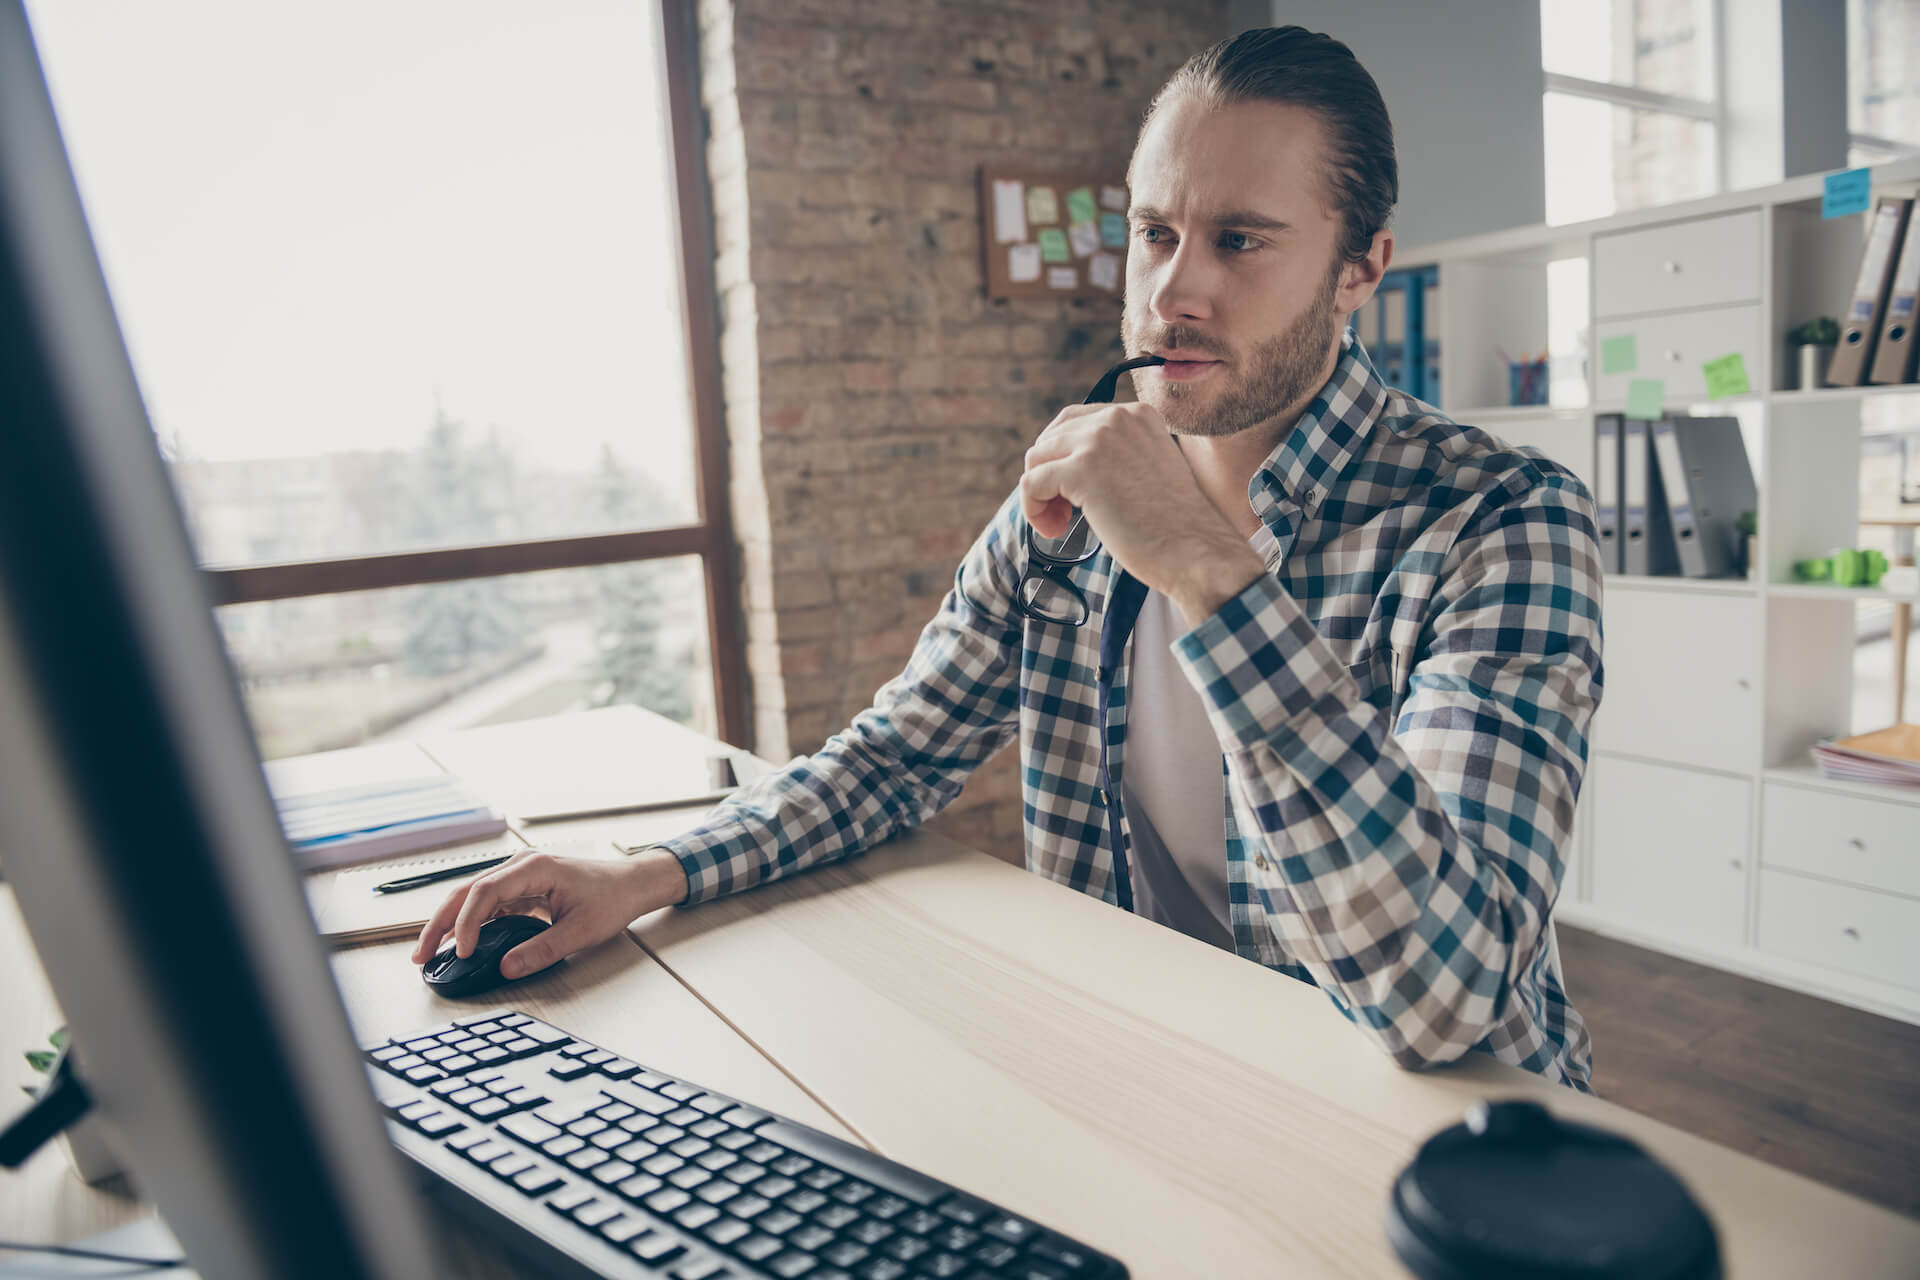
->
[[754, 1121, 945, 1206]]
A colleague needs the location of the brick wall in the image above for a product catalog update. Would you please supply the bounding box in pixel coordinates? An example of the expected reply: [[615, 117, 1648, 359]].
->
[[696, 0, 1228, 862]]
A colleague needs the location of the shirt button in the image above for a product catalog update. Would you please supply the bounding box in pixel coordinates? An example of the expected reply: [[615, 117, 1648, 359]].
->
[[1096, 788, 1108, 807], [1306, 486, 1324, 506], [1255, 854, 1271, 872]]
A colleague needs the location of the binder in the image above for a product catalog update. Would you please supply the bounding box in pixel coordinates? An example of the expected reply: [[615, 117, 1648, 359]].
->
[[1829, 195, 1912, 386], [1594, 413, 1622, 573], [1621, 418, 1653, 575], [1649, 416, 1755, 578], [1869, 205, 1920, 384]]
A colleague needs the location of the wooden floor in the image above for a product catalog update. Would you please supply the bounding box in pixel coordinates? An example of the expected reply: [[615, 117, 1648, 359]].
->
[[1559, 926, 1920, 1220]]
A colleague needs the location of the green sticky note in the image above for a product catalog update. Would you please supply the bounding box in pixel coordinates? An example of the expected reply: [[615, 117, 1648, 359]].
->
[[1037, 227, 1070, 263], [1066, 186, 1097, 226], [1625, 378, 1664, 420], [1702, 352, 1751, 399], [1600, 334, 1637, 375]]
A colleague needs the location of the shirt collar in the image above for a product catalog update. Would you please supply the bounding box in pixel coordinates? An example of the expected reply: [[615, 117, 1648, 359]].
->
[[1246, 328, 1388, 526]]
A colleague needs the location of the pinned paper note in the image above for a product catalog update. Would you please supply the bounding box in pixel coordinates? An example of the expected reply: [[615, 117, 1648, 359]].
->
[[1600, 334, 1637, 375], [1047, 266, 1078, 290], [1037, 227, 1070, 263], [1026, 186, 1059, 225], [1702, 352, 1751, 398], [1066, 187, 1097, 227], [1088, 252, 1119, 291], [992, 179, 1027, 244], [1008, 243, 1041, 283], [1099, 184, 1128, 211], [1625, 378, 1664, 420], [1099, 211, 1128, 248], [1068, 221, 1100, 258], [1823, 168, 1872, 220]]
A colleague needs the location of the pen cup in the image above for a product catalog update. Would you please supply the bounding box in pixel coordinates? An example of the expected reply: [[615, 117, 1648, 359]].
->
[[1506, 359, 1548, 407]]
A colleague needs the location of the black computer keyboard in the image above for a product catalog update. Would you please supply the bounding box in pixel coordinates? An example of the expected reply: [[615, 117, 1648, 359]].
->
[[362, 1009, 1129, 1280]]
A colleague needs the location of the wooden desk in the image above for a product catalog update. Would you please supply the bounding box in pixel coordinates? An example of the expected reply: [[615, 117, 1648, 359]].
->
[[6, 710, 1920, 1277]]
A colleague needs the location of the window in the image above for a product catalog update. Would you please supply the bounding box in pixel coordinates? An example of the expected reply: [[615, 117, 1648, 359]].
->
[[1848, 0, 1920, 167], [1540, 0, 1720, 225], [26, 0, 745, 755]]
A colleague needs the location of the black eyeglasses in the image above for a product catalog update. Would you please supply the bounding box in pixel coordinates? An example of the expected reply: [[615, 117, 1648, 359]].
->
[[1015, 354, 1167, 626]]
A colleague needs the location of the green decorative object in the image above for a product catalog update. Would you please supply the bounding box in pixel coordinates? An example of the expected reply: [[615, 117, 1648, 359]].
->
[[1786, 316, 1840, 346], [1794, 548, 1889, 587]]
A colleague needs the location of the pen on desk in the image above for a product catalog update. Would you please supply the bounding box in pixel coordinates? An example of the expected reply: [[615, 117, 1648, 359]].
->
[[373, 854, 513, 894]]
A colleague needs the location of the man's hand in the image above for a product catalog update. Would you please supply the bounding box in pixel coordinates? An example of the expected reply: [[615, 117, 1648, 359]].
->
[[410, 846, 689, 981], [1022, 401, 1264, 627]]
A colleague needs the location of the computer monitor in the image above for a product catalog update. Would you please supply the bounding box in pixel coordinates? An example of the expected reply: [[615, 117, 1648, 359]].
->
[[0, 3, 446, 1274]]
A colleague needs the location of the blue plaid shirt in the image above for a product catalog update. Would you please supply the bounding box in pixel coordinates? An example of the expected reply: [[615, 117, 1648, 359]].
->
[[662, 333, 1603, 1090]]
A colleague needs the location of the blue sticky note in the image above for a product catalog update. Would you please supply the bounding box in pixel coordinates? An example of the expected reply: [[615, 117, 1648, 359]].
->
[[1824, 168, 1872, 219], [1099, 211, 1127, 249]]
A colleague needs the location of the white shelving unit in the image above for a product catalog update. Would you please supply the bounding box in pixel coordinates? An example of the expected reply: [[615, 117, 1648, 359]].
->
[[1398, 156, 1920, 1027]]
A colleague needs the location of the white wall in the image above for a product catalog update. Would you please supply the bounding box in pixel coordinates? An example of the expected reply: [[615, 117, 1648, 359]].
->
[[1229, 0, 1546, 252]]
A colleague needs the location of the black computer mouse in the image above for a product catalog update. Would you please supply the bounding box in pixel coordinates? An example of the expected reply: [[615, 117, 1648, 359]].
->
[[421, 913, 554, 998]]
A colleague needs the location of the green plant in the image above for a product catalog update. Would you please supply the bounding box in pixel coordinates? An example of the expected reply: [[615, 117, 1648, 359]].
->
[[1735, 510, 1758, 537], [1787, 316, 1840, 346], [22, 1026, 67, 1092]]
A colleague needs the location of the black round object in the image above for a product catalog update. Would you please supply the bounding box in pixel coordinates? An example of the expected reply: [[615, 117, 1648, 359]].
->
[[1386, 1099, 1721, 1280]]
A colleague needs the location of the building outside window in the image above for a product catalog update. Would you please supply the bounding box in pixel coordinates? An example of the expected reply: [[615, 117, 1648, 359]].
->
[[1540, 0, 1719, 226], [1849, 0, 1920, 167], [25, 0, 743, 759]]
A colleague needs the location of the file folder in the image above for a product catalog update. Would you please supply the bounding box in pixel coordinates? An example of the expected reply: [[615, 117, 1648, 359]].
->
[[1649, 416, 1756, 578], [1869, 206, 1920, 384], [1622, 418, 1653, 575], [1830, 194, 1912, 386], [1595, 414, 1622, 573]]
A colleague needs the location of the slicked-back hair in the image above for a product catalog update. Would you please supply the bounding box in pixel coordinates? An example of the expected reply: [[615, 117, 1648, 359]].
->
[[1144, 27, 1398, 267]]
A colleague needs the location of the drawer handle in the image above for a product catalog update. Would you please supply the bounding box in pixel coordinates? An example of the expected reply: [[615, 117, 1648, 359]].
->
[[1848, 837, 1867, 852], [1665, 349, 1683, 362], [1662, 260, 1682, 274], [1842, 926, 1862, 940], [1735, 678, 1751, 690], [1729, 859, 1743, 870]]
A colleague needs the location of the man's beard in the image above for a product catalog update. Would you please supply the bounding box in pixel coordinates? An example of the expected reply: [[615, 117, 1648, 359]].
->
[[1124, 255, 1345, 439]]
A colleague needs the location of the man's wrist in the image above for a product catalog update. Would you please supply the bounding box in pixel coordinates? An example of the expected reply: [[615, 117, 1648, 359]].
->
[[1168, 539, 1266, 630], [627, 844, 692, 911]]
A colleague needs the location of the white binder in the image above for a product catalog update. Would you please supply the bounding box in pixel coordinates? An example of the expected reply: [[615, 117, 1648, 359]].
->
[[1595, 414, 1622, 573]]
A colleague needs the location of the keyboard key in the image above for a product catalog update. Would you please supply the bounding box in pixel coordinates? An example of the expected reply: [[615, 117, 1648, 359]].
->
[[421, 1046, 457, 1062], [674, 1202, 723, 1231], [821, 1241, 869, 1268], [591, 1160, 637, 1186], [661, 1082, 701, 1102], [865, 1196, 909, 1221], [549, 1060, 596, 1081], [671, 1136, 713, 1159], [500, 1114, 562, 1146], [646, 1187, 695, 1215], [469, 1097, 511, 1119], [503, 1087, 545, 1108], [1029, 1237, 1096, 1272], [800, 1168, 845, 1191], [754, 1176, 798, 1200], [400, 1039, 439, 1055], [619, 1173, 665, 1201], [716, 1130, 758, 1152], [396, 1099, 439, 1123], [601, 1058, 640, 1079], [567, 1117, 610, 1138], [542, 1135, 586, 1158], [667, 1107, 706, 1127], [697, 1150, 739, 1173], [767, 1252, 817, 1277], [693, 1180, 741, 1205], [494, 1013, 530, 1026], [596, 1102, 638, 1123], [445, 1129, 492, 1153], [734, 1235, 782, 1263], [617, 1139, 658, 1164], [722, 1162, 766, 1186], [560, 1042, 596, 1058], [702, 1217, 752, 1247], [933, 1225, 978, 1252], [513, 1165, 563, 1196], [858, 1260, 907, 1280], [689, 1094, 732, 1115], [1006, 1264, 1068, 1280], [403, 1065, 445, 1084], [473, 1046, 510, 1064], [784, 1190, 829, 1216], [972, 1241, 1018, 1269], [416, 1113, 465, 1138], [744, 1143, 785, 1164], [846, 1221, 893, 1246], [831, 1181, 875, 1206], [564, 1148, 610, 1171], [939, 1196, 991, 1226], [728, 1194, 772, 1220], [690, 1117, 730, 1140], [899, 1210, 942, 1236], [370, 1045, 404, 1062], [879, 1235, 928, 1262], [669, 1258, 728, 1280], [641, 1152, 683, 1177], [813, 1204, 858, 1232], [581, 1049, 614, 1066], [770, 1154, 812, 1177], [755, 1209, 803, 1237], [518, 1020, 570, 1046], [721, 1105, 770, 1128], [440, 1054, 478, 1073], [921, 1253, 968, 1278], [789, 1224, 835, 1252], [570, 1199, 622, 1229], [546, 1186, 596, 1214], [668, 1166, 714, 1191], [449, 1087, 488, 1108], [629, 1232, 686, 1264], [646, 1125, 689, 1147], [983, 1216, 1036, 1246], [592, 1128, 632, 1151], [463, 1140, 513, 1165], [503, 1037, 540, 1055], [599, 1215, 649, 1245]]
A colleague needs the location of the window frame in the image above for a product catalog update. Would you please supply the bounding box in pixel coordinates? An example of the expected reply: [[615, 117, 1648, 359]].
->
[[199, 0, 750, 748]]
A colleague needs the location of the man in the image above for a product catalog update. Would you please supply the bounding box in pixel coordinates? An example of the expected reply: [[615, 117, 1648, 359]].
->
[[416, 27, 1602, 1090]]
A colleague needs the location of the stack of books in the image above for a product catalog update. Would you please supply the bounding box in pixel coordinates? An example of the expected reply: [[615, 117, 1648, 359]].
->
[[272, 773, 508, 870], [1810, 723, 1920, 788]]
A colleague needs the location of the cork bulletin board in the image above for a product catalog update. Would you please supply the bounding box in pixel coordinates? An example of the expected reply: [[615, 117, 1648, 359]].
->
[[978, 165, 1130, 301]]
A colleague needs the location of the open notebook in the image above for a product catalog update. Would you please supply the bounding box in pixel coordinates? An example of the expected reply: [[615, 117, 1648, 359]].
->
[[307, 837, 620, 945]]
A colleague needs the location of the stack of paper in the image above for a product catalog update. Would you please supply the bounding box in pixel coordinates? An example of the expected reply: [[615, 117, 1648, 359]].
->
[[272, 773, 508, 870], [1810, 723, 1920, 788]]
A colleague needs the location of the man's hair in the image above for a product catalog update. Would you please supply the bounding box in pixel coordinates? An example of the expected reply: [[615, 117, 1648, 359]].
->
[[1144, 26, 1398, 266]]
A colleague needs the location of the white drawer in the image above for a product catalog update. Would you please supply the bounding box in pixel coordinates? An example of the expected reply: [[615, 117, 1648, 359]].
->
[[1589, 757, 1750, 948], [1590, 590, 1759, 772], [1757, 869, 1920, 989], [1594, 304, 1762, 405], [1594, 211, 1762, 318], [1762, 784, 1920, 898]]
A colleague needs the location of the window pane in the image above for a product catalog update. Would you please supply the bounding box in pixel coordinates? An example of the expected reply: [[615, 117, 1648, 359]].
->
[[1544, 93, 1717, 225], [1849, 0, 1920, 147], [220, 558, 713, 760], [1541, 0, 1714, 100], [27, 1, 700, 567]]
